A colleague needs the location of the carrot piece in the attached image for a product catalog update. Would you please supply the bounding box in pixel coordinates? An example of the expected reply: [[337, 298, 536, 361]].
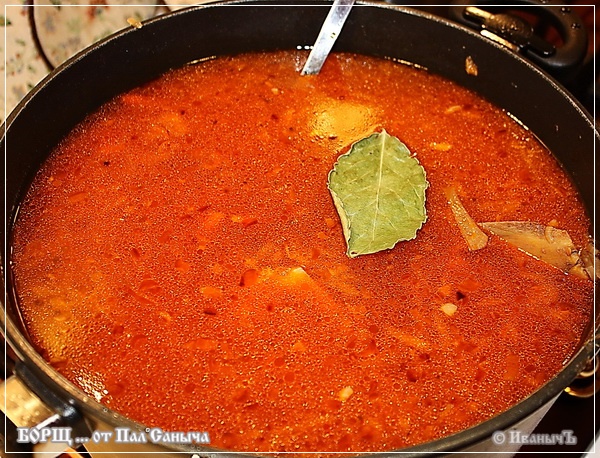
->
[[241, 217, 258, 227], [201, 286, 222, 298], [239, 269, 259, 287], [175, 259, 191, 272]]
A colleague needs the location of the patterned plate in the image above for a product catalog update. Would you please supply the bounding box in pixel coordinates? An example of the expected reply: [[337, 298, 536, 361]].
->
[[32, 0, 159, 69], [2, 2, 48, 121], [162, 0, 221, 11]]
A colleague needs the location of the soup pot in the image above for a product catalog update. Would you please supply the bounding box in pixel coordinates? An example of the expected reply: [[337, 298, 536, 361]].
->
[[1, 1, 597, 456]]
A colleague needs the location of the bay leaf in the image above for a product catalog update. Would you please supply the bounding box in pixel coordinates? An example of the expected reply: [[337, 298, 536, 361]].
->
[[327, 130, 429, 258], [479, 221, 580, 273], [444, 187, 488, 251]]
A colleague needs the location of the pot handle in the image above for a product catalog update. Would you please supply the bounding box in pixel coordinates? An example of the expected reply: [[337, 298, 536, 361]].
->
[[449, 0, 588, 81], [0, 362, 91, 457]]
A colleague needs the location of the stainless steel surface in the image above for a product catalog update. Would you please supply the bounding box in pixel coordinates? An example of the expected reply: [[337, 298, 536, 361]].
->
[[1, 375, 70, 456], [301, 0, 355, 75], [565, 353, 599, 398]]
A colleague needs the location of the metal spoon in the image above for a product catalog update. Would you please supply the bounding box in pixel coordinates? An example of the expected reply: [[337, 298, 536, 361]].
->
[[301, 0, 355, 75]]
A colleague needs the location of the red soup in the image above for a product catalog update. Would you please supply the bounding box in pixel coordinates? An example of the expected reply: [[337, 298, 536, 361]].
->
[[11, 51, 594, 453]]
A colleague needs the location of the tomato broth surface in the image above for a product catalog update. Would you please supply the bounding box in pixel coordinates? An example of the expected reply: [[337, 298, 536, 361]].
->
[[12, 52, 593, 453]]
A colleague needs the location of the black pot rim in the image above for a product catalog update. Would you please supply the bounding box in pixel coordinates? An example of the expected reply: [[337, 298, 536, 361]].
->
[[2, 2, 596, 456]]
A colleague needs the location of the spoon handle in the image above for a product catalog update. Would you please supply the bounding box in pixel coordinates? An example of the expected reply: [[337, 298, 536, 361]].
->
[[301, 0, 355, 75]]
